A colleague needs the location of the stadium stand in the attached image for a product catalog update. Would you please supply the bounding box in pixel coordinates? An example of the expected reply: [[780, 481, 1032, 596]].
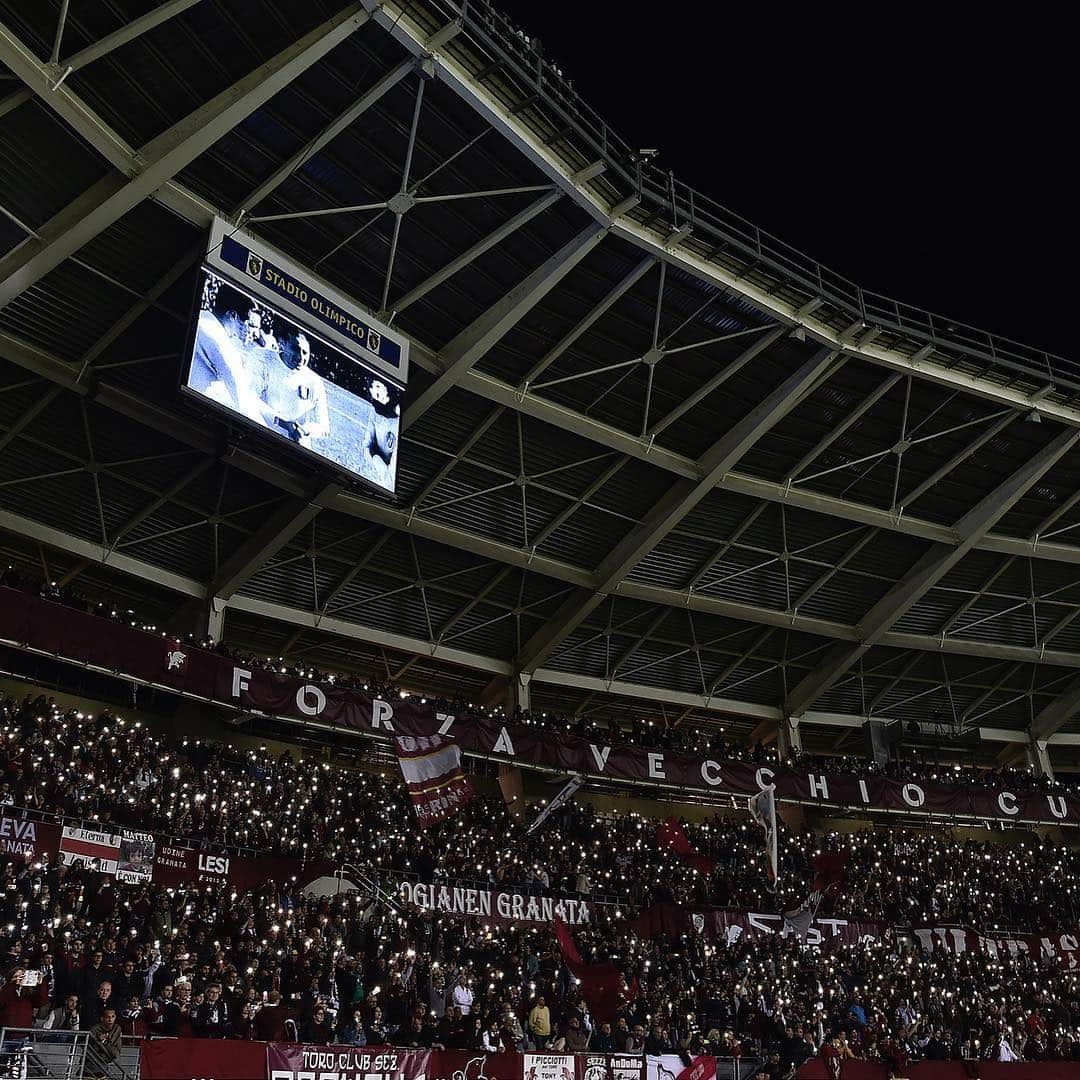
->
[[2, 0, 1080, 1078], [3, 685, 1080, 1076]]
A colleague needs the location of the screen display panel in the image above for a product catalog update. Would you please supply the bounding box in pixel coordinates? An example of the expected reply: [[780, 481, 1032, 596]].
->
[[184, 268, 402, 493]]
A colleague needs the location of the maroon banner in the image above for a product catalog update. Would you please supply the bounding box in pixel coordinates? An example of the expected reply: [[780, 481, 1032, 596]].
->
[[3, 587, 1077, 826], [268, 1044, 431, 1080], [140, 1038, 266, 1080], [0, 808, 332, 896], [396, 733, 475, 827], [914, 924, 1080, 968], [151, 843, 333, 892], [698, 908, 884, 949], [0, 813, 59, 862], [138, 1042, 1080, 1080]]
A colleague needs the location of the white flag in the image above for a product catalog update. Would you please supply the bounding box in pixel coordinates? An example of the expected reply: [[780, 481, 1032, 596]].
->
[[783, 890, 822, 940], [748, 784, 778, 883], [527, 775, 585, 835]]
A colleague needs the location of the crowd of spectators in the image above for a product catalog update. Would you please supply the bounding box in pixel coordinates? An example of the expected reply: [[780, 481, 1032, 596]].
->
[[3, 692, 1080, 1073]]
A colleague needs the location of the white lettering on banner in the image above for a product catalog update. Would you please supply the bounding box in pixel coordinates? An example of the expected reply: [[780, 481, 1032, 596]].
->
[[0, 818, 35, 840], [398, 879, 592, 925], [1048, 795, 1068, 820], [198, 853, 229, 876], [231, 666, 251, 697], [436, 712, 455, 734], [648, 752, 665, 779], [701, 759, 723, 786], [493, 726, 515, 755], [858, 780, 870, 803], [808, 774, 829, 800], [902, 783, 925, 808], [0, 817, 38, 856], [998, 791, 1019, 816], [589, 744, 611, 771], [372, 699, 395, 730], [296, 684, 326, 716], [755, 767, 774, 789]]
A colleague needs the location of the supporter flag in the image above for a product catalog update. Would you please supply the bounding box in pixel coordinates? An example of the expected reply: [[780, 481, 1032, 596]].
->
[[656, 817, 714, 877], [630, 900, 690, 940], [748, 785, 778, 884], [812, 849, 849, 896], [782, 891, 820, 940], [783, 851, 849, 940], [675, 1057, 717, 1080], [394, 733, 475, 828], [554, 918, 636, 1021], [527, 774, 585, 835]]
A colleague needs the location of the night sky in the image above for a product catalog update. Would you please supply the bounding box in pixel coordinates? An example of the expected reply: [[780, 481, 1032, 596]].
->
[[493, 6, 1073, 360]]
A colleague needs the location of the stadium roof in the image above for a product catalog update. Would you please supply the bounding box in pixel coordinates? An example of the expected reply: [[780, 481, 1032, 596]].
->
[[3, 0, 1080, 760]]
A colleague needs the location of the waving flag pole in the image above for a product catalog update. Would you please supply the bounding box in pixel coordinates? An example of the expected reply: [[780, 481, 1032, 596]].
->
[[748, 784, 778, 889], [526, 774, 585, 835]]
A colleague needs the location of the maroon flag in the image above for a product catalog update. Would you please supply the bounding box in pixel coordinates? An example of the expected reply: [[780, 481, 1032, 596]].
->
[[675, 1058, 717, 1080], [630, 901, 690, 940], [554, 918, 636, 1021], [656, 817, 714, 877], [811, 850, 849, 895], [784, 851, 850, 940], [395, 733, 475, 827]]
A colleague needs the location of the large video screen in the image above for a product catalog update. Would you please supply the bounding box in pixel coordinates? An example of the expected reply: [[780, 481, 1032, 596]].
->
[[184, 269, 402, 493]]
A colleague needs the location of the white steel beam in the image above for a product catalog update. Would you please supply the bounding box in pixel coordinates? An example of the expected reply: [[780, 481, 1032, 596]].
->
[[237, 54, 417, 217], [209, 484, 342, 601], [0, 4, 369, 309], [389, 187, 563, 315], [402, 221, 607, 428], [3, 49, 1080, 572], [363, 0, 1080, 430], [514, 347, 837, 673], [0, 507, 204, 597], [1028, 673, 1080, 744], [786, 426, 1080, 718], [0, 0, 205, 118], [5, 326, 1080, 671]]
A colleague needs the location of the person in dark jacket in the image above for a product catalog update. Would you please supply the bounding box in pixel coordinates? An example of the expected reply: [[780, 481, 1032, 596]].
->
[[299, 1004, 334, 1045], [193, 983, 230, 1038], [253, 990, 291, 1042]]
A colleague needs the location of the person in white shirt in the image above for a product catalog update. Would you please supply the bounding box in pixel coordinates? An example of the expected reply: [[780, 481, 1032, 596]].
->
[[451, 974, 474, 1016], [996, 1034, 1021, 1062]]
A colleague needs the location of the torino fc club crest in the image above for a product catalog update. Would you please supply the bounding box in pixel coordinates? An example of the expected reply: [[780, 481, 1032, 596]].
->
[[164, 647, 188, 673]]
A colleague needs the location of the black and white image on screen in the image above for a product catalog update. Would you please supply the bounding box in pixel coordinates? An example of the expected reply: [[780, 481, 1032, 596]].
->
[[186, 270, 402, 492]]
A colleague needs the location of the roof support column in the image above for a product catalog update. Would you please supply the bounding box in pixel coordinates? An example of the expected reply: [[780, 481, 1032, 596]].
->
[[778, 715, 802, 761], [1028, 737, 1054, 780]]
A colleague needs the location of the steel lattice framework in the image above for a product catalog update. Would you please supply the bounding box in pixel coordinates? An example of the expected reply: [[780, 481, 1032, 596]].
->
[[2, 0, 1080, 763]]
